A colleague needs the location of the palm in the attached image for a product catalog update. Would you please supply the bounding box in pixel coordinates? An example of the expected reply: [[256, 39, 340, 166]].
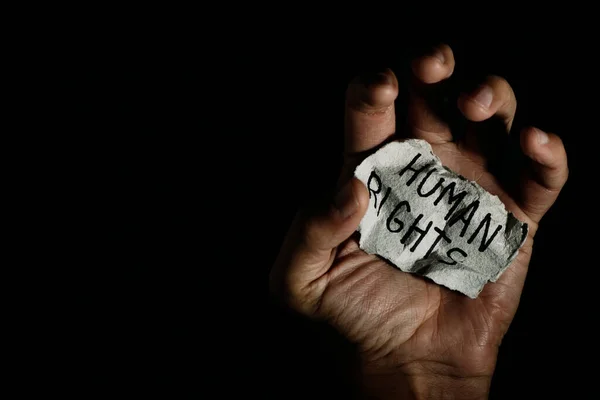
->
[[317, 139, 534, 375]]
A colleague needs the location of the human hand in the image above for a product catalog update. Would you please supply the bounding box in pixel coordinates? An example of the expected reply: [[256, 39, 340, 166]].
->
[[270, 44, 568, 399]]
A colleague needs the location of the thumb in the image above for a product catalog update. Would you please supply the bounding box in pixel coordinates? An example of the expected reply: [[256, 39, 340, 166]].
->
[[270, 178, 369, 314]]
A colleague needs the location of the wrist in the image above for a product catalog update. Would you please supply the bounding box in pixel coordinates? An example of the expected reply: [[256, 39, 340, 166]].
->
[[360, 360, 494, 400]]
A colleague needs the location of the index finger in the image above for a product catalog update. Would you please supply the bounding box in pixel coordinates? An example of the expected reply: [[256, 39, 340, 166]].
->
[[408, 44, 456, 144], [344, 69, 398, 155]]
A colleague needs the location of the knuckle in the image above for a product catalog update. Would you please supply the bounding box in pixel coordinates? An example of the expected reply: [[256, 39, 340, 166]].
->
[[486, 74, 510, 88], [551, 133, 565, 149], [489, 75, 516, 102], [346, 85, 397, 112], [548, 133, 569, 163], [439, 43, 455, 66], [485, 75, 517, 119]]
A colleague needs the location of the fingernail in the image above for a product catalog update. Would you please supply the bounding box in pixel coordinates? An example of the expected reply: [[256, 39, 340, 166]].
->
[[471, 85, 493, 109], [334, 182, 358, 219], [536, 128, 549, 145]]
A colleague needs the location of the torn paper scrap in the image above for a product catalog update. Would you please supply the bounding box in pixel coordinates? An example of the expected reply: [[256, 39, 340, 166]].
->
[[354, 139, 528, 298]]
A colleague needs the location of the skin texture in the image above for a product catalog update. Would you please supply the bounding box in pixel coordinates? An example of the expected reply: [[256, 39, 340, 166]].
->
[[270, 44, 568, 399]]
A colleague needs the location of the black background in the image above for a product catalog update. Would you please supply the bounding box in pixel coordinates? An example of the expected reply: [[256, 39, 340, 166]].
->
[[60, 25, 598, 398]]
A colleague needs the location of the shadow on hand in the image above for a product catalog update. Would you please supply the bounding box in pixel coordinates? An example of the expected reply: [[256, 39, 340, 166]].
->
[[267, 297, 364, 399], [411, 72, 528, 203]]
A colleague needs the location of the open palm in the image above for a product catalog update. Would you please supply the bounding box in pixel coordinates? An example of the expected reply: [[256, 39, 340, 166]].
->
[[271, 45, 567, 398]]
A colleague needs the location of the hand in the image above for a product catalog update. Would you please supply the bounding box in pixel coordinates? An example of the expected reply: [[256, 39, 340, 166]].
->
[[270, 44, 568, 399]]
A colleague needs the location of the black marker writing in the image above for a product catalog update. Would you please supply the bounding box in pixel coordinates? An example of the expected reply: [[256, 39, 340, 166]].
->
[[449, 200, 480, 237], [398, 153, 433, 186], [467, 213, 503, 252], [386, 201, 411, 233], [425, 227, 452, 258], [434, 181, 468, 221], [366, 161, 508, 266], [440, 247, 468, 265], [367, 171, 382, 210], [417, 168, 445, 198], [377, 187, 391, 217], [401, 214, 433, 252]]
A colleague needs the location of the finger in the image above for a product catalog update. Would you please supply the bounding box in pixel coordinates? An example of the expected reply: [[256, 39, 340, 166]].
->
[[344, 69, 398, 155], [518, 127, 568, 222], [411, 43, 455, 84], [457, 75, 517, 131], [408, 44, 456, 143], [270, 179, 369, 314]]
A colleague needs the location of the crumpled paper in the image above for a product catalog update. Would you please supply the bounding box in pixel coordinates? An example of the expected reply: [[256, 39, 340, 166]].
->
[[354, 139, 528, 298]]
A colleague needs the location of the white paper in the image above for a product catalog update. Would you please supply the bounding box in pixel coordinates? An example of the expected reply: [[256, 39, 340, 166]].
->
[[354, 139, 528, 298]]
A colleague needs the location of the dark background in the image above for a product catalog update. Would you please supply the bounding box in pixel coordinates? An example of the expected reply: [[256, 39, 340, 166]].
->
[[61, 28, 598, 398]]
